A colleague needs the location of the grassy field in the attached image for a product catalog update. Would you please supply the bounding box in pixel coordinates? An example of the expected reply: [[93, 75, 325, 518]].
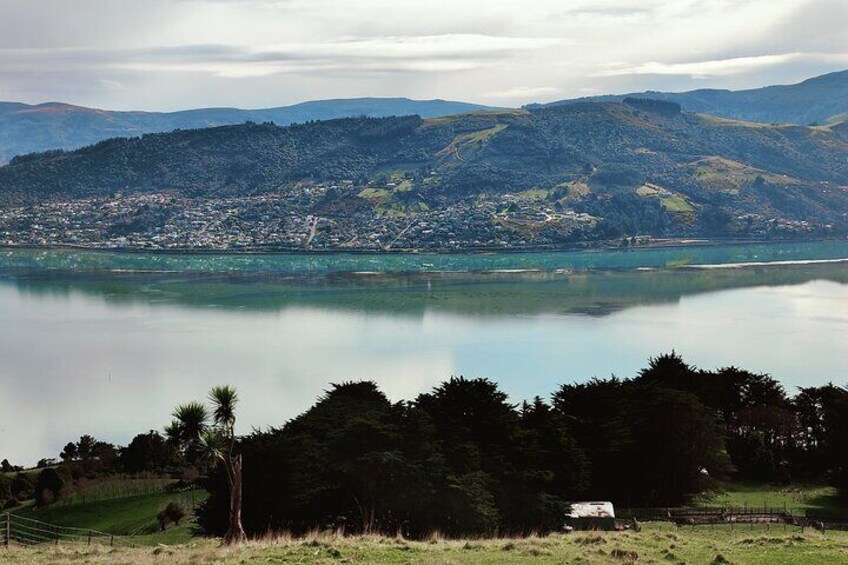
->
[[3, 482, 845, 563], [700, 482, 843, 515], [3, 525, 848, 564], [9, 490, 207, 545], [659, 193, 695, 213]]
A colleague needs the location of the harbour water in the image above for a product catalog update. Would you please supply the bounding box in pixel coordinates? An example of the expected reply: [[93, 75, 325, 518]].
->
[[1, 242, 847, 465]]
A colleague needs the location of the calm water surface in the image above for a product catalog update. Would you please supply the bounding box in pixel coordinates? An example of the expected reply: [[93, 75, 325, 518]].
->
[[1, 243, 847, 464]]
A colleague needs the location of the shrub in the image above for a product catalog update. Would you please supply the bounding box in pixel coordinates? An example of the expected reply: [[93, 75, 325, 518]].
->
[[34, 467, 71, 506], [0, 475, 10, 504], [2, 498, 20, 510], [11, 473, 35, 500], [180, 466, 200, 484], [158, 501, 188, 531]]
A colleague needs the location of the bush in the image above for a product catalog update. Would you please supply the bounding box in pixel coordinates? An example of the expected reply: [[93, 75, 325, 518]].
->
[[34, 467, 71, 506], [157, 501, 188, 531], [0, 475, 10, 504], [3, 498, 20, 510], [11, 473, 35, 500], [180, 466, 200, 484]]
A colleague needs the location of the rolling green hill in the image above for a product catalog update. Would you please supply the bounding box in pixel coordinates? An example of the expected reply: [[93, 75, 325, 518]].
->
[[10, 489, 207, 545]]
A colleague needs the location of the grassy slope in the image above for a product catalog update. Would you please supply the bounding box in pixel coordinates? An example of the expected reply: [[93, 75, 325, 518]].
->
[[4, 526, 848, 564], [10, 490, 207, 545], [700, 482, 844, 515]]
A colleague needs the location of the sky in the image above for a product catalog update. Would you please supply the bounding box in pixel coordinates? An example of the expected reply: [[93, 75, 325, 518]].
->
[[1, 0, 847, 111]]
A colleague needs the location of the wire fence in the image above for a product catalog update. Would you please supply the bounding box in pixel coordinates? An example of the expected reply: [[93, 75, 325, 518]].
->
[[57, 477, 179, 506], [618, 505, 797, 522], [1, 512, 137, 549], [615, 505, 848, 532]]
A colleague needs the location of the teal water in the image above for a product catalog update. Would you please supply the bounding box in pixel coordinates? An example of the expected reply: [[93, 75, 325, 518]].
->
[[1, 241, 847, 465], [3, 240, 848, 273]]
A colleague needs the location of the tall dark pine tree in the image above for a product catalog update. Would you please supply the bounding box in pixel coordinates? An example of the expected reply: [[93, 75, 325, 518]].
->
[[279, 381, 409, 534], [553, 378, 635, 503], [514, 398, 589, 532], [414, 377, 536, 535], [795, 385, 848, 500]]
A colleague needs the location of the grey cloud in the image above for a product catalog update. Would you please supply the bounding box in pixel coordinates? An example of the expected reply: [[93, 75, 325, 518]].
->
[[0, 0, 845, 109], [0, 35, 561, 80], [0, 0, 175, 49], [764, 0, 848, 54]]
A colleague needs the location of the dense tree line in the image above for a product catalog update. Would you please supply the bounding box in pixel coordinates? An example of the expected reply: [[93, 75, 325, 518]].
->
[[195, 353, 848, 538], [3, 353, 846, 537], [0, 431, 182, 510], [623, 98, 682, 117], [574, 193, 671, 238]]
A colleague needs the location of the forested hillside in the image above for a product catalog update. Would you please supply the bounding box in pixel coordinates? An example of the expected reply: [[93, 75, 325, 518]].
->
[[0, 98, 490, 164], [536, 69, 848, 126], [1, 101, 847, 248]]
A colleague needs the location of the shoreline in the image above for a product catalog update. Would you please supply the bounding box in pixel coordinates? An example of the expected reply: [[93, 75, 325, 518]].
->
[[1, 236, 843, 257], [1, 239, 847, 279]]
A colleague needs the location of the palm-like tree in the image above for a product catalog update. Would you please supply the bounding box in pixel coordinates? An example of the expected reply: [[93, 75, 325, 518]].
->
[[171, 402, 208, 444], [170, 385, 246, 544]]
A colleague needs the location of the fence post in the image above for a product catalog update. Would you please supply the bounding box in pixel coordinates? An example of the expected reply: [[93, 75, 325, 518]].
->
[[4, 513, 9, 548], [88, 530, 92, 545]]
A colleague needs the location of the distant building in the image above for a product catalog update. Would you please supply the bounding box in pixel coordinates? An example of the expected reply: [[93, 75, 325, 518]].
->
[[565, 501, 617, 531]]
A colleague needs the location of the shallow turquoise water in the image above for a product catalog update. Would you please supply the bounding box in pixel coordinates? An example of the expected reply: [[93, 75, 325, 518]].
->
[[2, 240, 848, 273]]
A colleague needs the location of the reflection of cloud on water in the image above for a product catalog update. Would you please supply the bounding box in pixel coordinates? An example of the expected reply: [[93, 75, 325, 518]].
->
[[2, 278, 848, 466], [0, 289, 454, 465], [600, 280, 848, 385]]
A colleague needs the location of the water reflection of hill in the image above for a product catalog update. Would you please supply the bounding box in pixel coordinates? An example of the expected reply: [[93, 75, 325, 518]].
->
[[2, 262, 847, 318]]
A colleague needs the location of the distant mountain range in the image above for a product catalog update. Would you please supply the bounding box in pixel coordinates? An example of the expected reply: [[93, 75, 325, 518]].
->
[[2, 70, 848, 166], [0, 97, 492, 163], [2, 99, 847, 248], [531, 70, 848, 126]]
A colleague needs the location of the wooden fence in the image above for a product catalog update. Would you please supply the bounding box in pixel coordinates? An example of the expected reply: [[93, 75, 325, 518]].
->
[[1, 512, 136, 549]]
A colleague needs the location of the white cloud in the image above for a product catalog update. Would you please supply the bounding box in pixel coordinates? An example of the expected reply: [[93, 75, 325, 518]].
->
[[595, 52, 848, 79], [97, 79, 124, 90], [0, 35, 562, 79], [0, 0, 846, 109], [596, 54, 803, 78], [486, 86, 562, 99]]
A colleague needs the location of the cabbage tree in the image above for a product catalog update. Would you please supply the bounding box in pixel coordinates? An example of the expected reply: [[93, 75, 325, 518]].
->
[[169, 385, 246, 544]]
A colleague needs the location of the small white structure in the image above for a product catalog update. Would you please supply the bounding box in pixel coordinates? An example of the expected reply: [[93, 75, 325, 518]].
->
[[565, 501, 619, 531], [568, 501, 615, 519]]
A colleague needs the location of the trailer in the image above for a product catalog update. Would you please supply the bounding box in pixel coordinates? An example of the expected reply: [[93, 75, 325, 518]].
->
[[565, 501, 618, 531]]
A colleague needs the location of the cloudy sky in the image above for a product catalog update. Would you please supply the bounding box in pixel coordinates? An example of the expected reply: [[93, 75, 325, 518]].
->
[[1, 0, 847, 111]]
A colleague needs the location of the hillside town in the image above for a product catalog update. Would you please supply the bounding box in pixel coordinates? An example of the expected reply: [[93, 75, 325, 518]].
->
[[0, 172, 831, 251], [0, 183, 601, 251]]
